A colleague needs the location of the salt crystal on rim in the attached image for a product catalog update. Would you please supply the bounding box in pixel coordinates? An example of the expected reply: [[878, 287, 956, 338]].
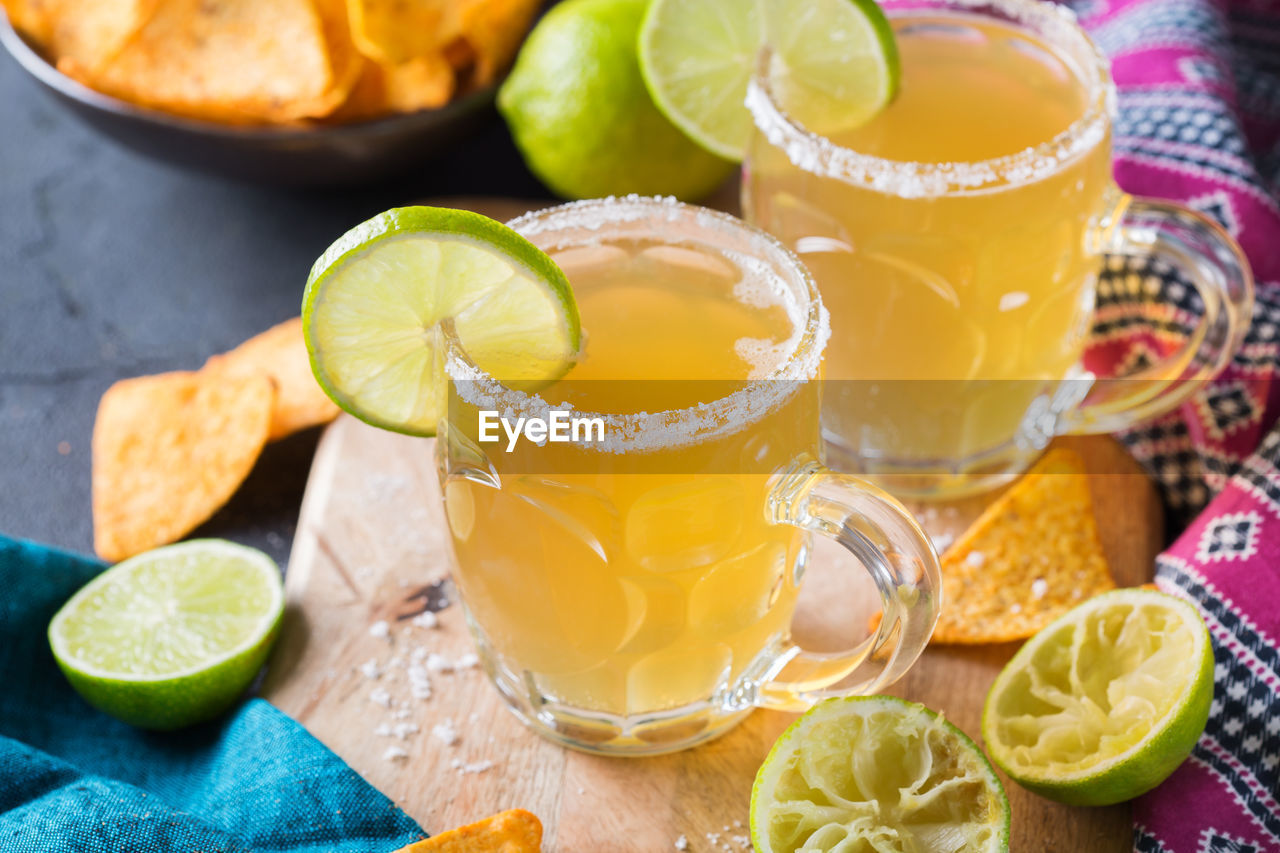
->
[[1032, 578, 1049, 599], [965, 551, 986, 568]]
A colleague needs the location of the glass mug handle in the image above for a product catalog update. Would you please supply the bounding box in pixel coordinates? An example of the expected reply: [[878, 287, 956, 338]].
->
[[755, 458, 941, 712], [1064, 191, 1254, 434]]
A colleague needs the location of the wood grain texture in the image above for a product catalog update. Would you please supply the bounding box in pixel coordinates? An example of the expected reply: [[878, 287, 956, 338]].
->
[[261, 198, 1164, 852]]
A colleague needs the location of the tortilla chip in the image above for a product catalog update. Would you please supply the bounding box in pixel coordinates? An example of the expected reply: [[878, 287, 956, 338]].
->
[[449, 0, 541, 87], [395, 809, 542, 853], [66, 0, 339, 123], [204, 318, 339, 440], [92, 370, 274, 562], [47, 0, 156, 75], [1, 0, 56, 44], [347, 0, 460, 65], [331, 51, 454, 119], [931, 449, 1116, 644], [311, 0, 367, 115]]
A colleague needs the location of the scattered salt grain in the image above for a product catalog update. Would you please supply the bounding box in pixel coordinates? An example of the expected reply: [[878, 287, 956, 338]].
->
[[1031, 578, 1049, 599], [731, 835, 751, 848], [369, 688, 392, 708], [425, 653, 453, 673], [931, 532, 954, 553], [393, 722, 419, 740], [455, 653, 479, 670], [965, 551, 986, 568], [358, 658, 382, 680], [408, 665, 432, 700], [374, 724, 393, 737], [391, 707, 413, 720], [369, 620, 392, 642], [457, 760, 493, 775], [411, 611, 439, 630], [432, 719, 459, 746], [382, 746, 409, 762], [674, 836, 688, 851]]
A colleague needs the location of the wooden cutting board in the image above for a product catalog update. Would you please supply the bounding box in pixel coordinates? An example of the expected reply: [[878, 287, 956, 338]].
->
[[261, 198, 1164, 853]]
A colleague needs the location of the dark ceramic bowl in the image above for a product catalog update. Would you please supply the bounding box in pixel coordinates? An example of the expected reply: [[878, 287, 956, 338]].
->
[[0, 17, 500, 188]]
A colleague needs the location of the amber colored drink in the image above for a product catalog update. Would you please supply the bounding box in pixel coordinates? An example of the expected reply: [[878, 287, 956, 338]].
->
[[437, 198, 943, 756], [745, 8, 1115, 492], [444, 235, 811, 717]]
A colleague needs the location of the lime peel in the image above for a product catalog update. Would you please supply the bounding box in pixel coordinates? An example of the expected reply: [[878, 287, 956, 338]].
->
[[982, 588, 1214, 806]]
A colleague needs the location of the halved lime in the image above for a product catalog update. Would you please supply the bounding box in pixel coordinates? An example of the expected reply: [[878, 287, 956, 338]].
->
[[48, 540, 284, 731], [752, 696, 1010, 853], [303, 206, 580, 436], [983, 588, 1214, 806], [638, 0, 900, 161]]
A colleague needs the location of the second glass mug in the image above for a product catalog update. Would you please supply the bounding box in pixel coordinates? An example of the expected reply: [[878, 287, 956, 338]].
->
[[435, 197, 940, 755], [743, 0, 1254, 498]]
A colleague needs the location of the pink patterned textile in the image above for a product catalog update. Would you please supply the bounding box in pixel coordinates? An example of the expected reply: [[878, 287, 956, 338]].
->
[[1068, 0, 1280, 847]]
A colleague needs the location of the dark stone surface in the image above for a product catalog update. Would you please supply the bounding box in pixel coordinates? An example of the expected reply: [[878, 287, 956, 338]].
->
[[0, 48, 553, 565]]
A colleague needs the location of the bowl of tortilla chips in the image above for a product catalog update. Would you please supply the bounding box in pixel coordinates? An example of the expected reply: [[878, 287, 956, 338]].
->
[[0, 0, 541, 186]]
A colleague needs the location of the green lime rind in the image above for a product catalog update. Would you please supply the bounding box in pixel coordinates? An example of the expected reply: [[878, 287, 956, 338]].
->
[[982, 588, 1214, 807], [638, 0, 901, 162], [48, 540, 284, 731], [751, 695, 1011, 853], [302, 206, 581, 437], [497, 0, 735, 200]]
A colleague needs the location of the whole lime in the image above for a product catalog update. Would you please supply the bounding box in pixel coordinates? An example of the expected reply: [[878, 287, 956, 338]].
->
[[497, 0, 734, 200]]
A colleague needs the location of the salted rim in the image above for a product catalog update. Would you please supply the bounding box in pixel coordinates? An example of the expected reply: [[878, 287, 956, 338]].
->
[[745, 0, 1116, 198], [444, 195, 830, 455]]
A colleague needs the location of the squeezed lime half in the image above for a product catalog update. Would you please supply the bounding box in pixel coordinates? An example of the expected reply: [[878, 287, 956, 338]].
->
[[983, 588, 1214, 806], [752, 696, 1011, 852]]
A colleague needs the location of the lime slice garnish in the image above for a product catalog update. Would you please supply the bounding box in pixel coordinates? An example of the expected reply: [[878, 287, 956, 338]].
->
[[638, 0, 900, 161], [48, 539, 284, 731], [302, 206, 581, 436], [751, 696, 1011, 853], [983, 588, 1214, 807]]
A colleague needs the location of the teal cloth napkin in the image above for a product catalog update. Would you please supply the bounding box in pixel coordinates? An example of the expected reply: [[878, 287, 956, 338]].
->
[[0, 534, 427, 852]]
